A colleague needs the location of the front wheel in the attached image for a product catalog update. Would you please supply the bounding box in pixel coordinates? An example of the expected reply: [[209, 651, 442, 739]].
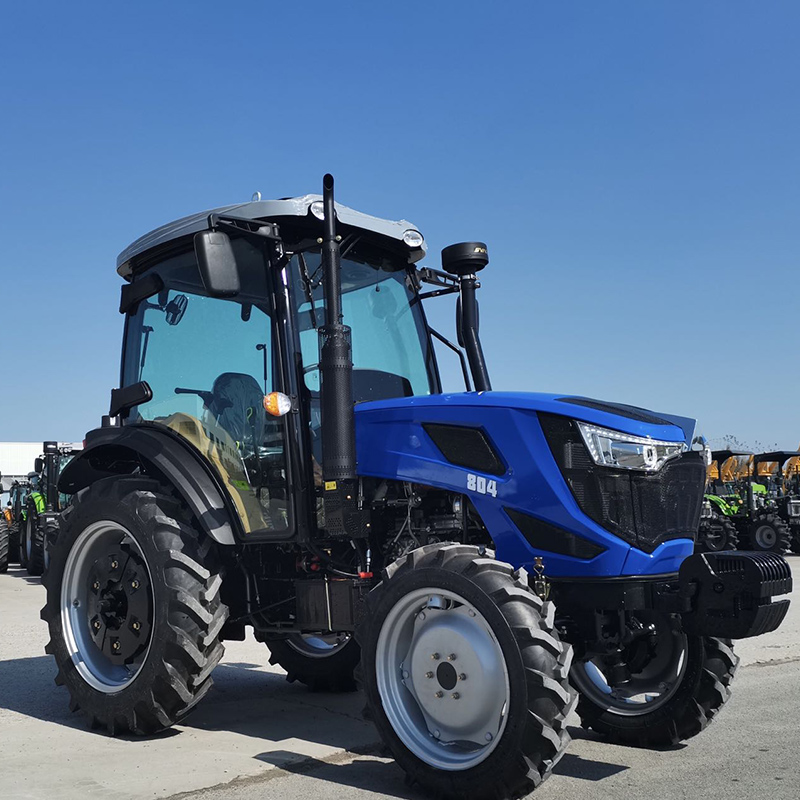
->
[[358, 544, 575, 800], [572, 614, 738, 746], [41, 477, 228, 734]]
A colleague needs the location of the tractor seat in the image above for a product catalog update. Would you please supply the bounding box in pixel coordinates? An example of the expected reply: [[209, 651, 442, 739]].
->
[[210, 372, 267, 449]]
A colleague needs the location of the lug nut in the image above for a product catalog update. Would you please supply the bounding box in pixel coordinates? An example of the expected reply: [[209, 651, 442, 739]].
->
[[447, 654, 456, 661], [402, 670, 409, 679], [110, 560, 118, 569], [468, 610, 476, 617], [112, 641, 120, 652], [131, 580, 140, 590], [425, 671, 434, 679], [485, 733, 493, 742], [431, 653, 440, 661], [433, 730, 440, 739], [459, 673, 467, 681], [418, 612, 426, 621], [92, 581, 100, 591], [132, 621, 141, 631], [451, 692, 460, 700], [435, 691, 443, 698], [93, 620, 101, 630]]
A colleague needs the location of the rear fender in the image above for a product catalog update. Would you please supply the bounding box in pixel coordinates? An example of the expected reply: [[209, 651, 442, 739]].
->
[[58, 424, 240, 545]]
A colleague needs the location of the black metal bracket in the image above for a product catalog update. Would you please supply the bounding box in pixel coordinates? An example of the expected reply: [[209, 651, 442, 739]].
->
[[208, 213, 281, 242]]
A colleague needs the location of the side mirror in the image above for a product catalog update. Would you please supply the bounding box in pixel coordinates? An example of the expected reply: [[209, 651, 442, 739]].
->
[[194, 231, 241, 298], [34, 458, 45, 473]]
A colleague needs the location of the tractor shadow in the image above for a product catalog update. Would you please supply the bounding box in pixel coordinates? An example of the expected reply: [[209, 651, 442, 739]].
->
[[3, 564, 44, 586]]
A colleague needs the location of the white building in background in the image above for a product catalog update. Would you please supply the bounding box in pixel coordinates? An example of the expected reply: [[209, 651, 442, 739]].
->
[[0, 442, 82, 498]]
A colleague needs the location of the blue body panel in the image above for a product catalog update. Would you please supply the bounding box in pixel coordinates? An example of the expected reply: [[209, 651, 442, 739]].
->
[[354, 392, 695, 578]]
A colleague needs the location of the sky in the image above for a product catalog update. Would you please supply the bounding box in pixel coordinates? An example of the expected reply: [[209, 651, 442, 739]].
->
[[1, 1, 799, 451]]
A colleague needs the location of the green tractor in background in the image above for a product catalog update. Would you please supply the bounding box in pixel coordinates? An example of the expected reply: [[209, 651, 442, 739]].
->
[[696, 450, 745, 552], [701, 449, 791, 554], [20, 442, 81, 576], [752, 451, 800, 554]]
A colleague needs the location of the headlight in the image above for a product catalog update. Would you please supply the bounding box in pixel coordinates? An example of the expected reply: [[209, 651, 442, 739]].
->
[[577, 422, 686, 473], [788, 500, 800, 517]]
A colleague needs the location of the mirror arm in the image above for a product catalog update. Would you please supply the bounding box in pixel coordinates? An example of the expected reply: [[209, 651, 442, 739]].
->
[[429, 328, 472, 392]]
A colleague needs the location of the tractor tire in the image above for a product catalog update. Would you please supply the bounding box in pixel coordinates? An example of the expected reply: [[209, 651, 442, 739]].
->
[[263, 634, 359, 692], [25, 511, 46, 577], [572, 622, 738, 746], [19, 516, 29, 569], [745, 512, 791, 554], [357, 543, 575, 800], [9, 521, 21, 563], [0, 516, 9, 573], [696, 512, 739, 552], [41, 476, 228, 735]]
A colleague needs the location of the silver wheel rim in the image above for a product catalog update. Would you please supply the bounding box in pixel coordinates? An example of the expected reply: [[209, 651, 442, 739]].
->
[[571, 614, 688, 716], [60, 521, 155, 693], [376, 588, 510, 771], [755, 525, 777, 548], [286, 633, 352, 658]]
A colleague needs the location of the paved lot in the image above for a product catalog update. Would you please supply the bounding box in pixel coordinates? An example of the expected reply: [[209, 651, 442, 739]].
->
[[1, 559, 798, 800]]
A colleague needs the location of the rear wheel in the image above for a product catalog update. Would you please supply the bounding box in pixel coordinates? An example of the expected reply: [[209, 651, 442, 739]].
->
[[746, 512, 791, 554], [572, 614, 738, 746], [696, 512, 739, 552], [25, 511, 46, 576], [41, 477, 228, 734], [358, 544, 575, 800], [264, 633, 359, 691], [0, 517, 9, 573]]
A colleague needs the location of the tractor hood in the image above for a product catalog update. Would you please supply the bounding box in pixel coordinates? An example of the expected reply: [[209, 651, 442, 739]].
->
[[353, 391, 702, 579], [355, 392, 694, 444]]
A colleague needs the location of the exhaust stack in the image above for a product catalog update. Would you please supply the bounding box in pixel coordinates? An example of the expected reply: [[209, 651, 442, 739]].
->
[[319, 173, 357, 483]]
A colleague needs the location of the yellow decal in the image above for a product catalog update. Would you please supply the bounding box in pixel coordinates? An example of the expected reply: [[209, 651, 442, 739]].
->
[[324, 481, 338, 491]]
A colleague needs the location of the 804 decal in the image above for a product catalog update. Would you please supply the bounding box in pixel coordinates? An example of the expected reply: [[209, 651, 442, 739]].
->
[[466, 473, 498, 497]]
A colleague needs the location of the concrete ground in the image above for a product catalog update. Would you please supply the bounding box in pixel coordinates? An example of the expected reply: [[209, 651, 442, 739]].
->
[[1, 559, 798, 800]]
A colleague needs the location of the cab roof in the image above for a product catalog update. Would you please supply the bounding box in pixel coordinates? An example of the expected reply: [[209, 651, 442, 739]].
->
[[117, 195, 425, 277], [753, 451, 800, 465]]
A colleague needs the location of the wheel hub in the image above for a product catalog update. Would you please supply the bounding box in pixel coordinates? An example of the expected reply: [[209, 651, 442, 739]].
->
[[85, 548, 151, 664]]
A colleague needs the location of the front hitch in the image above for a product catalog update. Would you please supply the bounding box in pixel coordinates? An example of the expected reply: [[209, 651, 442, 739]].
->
[[679, 551, 792, 639]]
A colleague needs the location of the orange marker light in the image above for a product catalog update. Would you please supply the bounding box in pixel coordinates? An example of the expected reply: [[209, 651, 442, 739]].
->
[[263, 392, 292, 417]]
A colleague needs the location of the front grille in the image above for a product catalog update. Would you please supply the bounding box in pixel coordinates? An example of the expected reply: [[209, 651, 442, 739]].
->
[[539, 413, 706, 553]]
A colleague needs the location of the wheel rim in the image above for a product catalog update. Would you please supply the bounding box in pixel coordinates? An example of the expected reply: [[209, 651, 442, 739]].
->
[[60, 521, 155, 693], [375, 588, 510, 771], [755, 525, 777, 549], [286, 633, 352, 658], [571, 613, 688, 717]]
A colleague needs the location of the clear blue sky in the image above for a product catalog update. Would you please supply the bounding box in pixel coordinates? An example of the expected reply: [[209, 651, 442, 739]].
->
[[1, 1, 798, 450]]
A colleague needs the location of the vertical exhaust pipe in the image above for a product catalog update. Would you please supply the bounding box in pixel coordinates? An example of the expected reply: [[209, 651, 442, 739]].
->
[[319, 174, 357, 483]]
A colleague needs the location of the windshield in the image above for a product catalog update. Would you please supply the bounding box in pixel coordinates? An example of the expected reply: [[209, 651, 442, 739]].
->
[[290, 246, 437, 400]]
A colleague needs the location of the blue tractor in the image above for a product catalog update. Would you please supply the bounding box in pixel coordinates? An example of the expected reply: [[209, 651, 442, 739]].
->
[[43, 176, 791, 800]]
